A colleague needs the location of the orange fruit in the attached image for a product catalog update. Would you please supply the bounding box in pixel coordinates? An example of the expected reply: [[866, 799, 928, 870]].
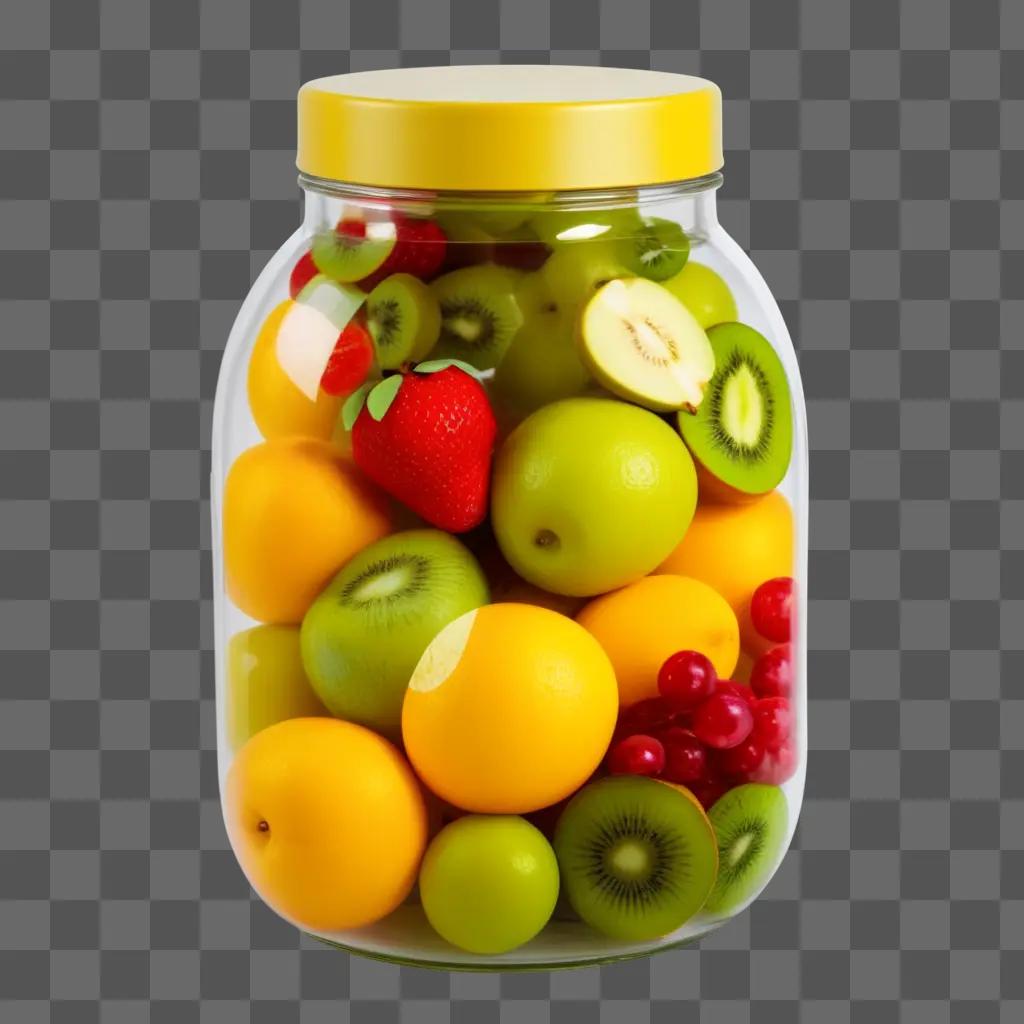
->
[[225, 717, 427, 932], [247, 301, 344, 442], [402, 604, 618, 814], [576, 575, 739, 707], [224, 438, 392, 624], [655, 491, 794, 656]]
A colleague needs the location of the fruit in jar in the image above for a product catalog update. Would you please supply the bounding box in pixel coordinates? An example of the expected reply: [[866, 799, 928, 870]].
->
[[539, 243, 631, 311], [224, 717, 428, 931], [312, 219, 398, 282], [703, 783, 788, 916], [318, 320, 375, 398], [356, 215, 448, 290], [552, 775, 717, 941], [528, 206, 642, 248], [659, 727, 708, 785], [657, 650, 718, 712], [366, 272, 441, 369], [349, 364, 497, 533], [656, 490, 794, 654], [576, 575, 739, 706], [749, 644, 793, 700], [617, 217, 690, 281], [300, 530, 489, 739], [691, 691, 754, 750], [607, 734, 666, 777], [662, 262, 738, 329], [223, 438, 392, 624], [429, 264, 524, 369], [713, 734, 766, 778], [418, 815, 559, 954], [579, 278, 715, 413], [227, 625, 327, 751], [751, 696, 792, 754], [289, 250, 319, 299], [677, 321, 793, 501], [491, 397, 697, 597], [402, 604, 618, 814], [750, 576, 794, 644]]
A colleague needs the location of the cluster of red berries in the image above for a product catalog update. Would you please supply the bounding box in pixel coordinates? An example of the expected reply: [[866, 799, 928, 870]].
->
[[606, 579, 797, 807]]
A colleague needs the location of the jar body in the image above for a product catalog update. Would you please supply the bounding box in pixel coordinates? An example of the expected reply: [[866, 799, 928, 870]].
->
[[212, 178, 808, 969]]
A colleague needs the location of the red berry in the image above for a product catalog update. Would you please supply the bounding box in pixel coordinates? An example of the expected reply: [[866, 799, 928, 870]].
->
[[715, 679, 756, 706], [750, 577, 794, 643], [351, 215, 448, 290], [749, 741, 798, 785], [657, 650, 717, 712], [607, 734, 665, 777], [617, 697, 676, 738], [289, 250, 319, 298], [752, 697, 792, 754], [692, 692, 754, 750], [494, 239, 551, 272], [659, 726, 707, 784], [319, 320, 375, 397], [690, 778, 729, 810], [750, 645, 793, 700], [713, 734, 766, 777]]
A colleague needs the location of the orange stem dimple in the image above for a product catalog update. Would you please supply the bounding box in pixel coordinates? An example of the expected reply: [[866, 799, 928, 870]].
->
[[257, 820, 270, 834]]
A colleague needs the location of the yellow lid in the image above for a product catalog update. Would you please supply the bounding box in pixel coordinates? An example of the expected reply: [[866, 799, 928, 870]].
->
[[297, 65, 722, 192]]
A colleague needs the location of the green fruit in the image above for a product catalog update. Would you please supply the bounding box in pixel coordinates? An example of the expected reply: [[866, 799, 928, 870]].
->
[[430, 265, 524, 369], [528, 206, 642, 248], [491, 397, 697, 597], [676, 321, 793, 500], [227, 626, 326, 752], [662, 262, 738, 329], [366, 273, 441, 369], [704, 784, 788, 915], [579, 277, 716, 413], [617, 217, 690, 281], [539, 243, 632, 312], [419, 815, 560, 954], [311, 223, 395, 283], [553, 776, 718, 941], [300, 530, 489, 739]]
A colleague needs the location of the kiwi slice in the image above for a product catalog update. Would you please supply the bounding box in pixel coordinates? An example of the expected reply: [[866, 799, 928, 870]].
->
[[704, 784, 788, 916], [311, 222, 396, 283], [366, 273, 441, 369], [617, 217, 690, 282], [579, 277, 715, 412], [677, 321, 792, 499], [430, 264, 524, 370], [553, 776, 718, 942]]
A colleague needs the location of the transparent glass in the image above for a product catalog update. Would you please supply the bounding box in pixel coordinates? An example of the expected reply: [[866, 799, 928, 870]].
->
[[212, 175, 808, 970]]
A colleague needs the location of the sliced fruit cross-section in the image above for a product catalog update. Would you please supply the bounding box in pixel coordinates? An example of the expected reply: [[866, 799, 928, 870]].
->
[[366, 272, 441, 369]]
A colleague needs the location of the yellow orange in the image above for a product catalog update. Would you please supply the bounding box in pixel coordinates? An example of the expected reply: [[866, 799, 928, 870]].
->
[[655, 491, 794, 656], [576, 575, 739, 706], [402, 604, 618, 814], [225, 717, 427, 932], [224, 438, 392, 624], [247, 301, 344, 442]]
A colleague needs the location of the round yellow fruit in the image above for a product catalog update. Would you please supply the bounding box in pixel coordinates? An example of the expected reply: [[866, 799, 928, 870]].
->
[[656, 491, 794, 655], [223, 438, 392, 624], [227, 625, 327, 752], [225, 717, 428, 932], [576, 575, 739, 707], [402, 604, 618, 814], [247, 301, 344, 442]]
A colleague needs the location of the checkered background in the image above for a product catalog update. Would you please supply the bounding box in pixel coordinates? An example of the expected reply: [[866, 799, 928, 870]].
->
[[1, 0, 1020, 1019]]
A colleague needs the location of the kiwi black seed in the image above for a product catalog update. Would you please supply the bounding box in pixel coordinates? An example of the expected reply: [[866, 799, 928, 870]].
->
[[366, 273, 441, 369], [704, 783, 788, 916]]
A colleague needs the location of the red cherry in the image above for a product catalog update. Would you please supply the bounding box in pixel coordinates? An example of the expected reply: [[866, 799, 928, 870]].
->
[[692, 693, 754, 750], [713, 734, 766, 777], [617, 697, 676, 738], [659, 726, 708, 784], [657, 650, 717, 712], [715, 679, 756, 706], [289, 250, 319, 298], [607, 734, 665, 777], [749, 741, 798, 785], [750, 577, 794, 643], [750, 644, 793, 700], [752, 697, 792, 754], [690, 778, 729, 810], [319, 320, 375, 397]]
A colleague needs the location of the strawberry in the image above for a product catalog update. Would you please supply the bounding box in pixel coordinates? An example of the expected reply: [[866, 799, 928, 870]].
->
[[337, 215, 447, 290], [288, 250, 319, 298], [319, 319, 375, 397], [345, 362, 496, 533]]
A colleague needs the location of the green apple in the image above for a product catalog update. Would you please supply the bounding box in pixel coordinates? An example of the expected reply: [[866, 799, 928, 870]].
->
[[227, 626, 327, 752], [419, 815, 559, 954], [662, 262, 738, 329], [491, 397, 698, 597]]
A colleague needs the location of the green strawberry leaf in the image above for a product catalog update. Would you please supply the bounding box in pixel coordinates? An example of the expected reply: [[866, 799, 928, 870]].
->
[[414, 358, 481, 378], [341, 382, 373, 431], [366, 374, 403, 421]]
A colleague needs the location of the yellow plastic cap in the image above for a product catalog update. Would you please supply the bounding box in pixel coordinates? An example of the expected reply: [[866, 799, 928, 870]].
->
[[297, 65, 722, 192]]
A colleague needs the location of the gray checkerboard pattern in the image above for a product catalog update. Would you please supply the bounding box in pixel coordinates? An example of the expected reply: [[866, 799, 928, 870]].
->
[[1, 0, 1020, 1019]]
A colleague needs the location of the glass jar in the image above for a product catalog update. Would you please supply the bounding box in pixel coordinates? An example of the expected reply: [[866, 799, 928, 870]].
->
[[212, 66, 807, 970]]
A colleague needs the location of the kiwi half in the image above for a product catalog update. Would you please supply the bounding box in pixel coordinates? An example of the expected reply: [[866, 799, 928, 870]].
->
[[677, 321, 792, 500], [579, 277, 715, 412], [311, 222, 396, 283], [704, 784, 788, 915], [553, 776, 718, 941], [618, 217, 690, 282], [366, 273, 441, 369], [430, 265, 524, 370]]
